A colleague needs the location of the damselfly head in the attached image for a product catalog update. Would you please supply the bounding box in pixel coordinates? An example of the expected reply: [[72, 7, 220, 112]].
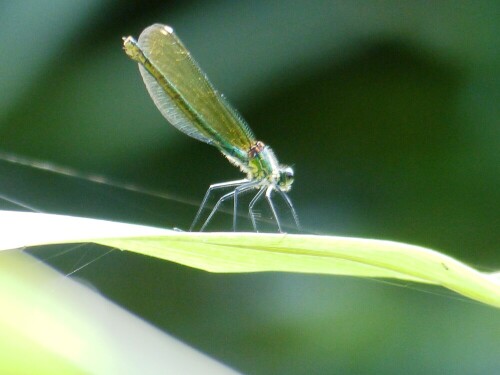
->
[[278, 165, 294, 192]]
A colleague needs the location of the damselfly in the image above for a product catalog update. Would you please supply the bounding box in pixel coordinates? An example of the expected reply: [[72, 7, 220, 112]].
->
[[123, 24, 300, 232]]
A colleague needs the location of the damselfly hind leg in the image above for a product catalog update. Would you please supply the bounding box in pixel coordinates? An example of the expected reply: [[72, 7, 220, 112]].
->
[[190, 179, 248, 231], [198, 180, 258, 232]]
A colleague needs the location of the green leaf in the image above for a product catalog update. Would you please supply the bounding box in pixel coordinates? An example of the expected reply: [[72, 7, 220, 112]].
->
[[1, 210, 499, 308], [0, 251, 238, 374]]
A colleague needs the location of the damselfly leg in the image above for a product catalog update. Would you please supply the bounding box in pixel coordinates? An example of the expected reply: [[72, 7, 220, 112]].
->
[[190, 179, 248, 231], [198, 180, 259, 232]]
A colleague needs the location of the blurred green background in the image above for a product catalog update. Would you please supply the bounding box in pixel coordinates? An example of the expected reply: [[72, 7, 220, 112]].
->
[[0, 1, 498, 373]]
